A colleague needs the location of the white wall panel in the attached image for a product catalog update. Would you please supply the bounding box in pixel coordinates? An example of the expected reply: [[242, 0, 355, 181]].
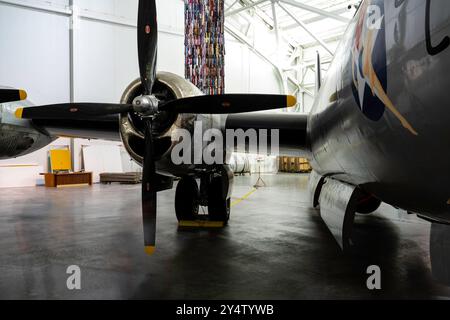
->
[[82, 144, 122, 183], [225, 35, 282, 94], [0, 2, 71, 180], [74, 19, 139, 102], [248, 54, 281, 94], [157, 32, 184, 77], [0, 3, 70, 104], [73, 0, 185, 102], [0, 164, 44, 188], [157, 0, 184, 32], [224, 38, 250, 93], [75, 0, 138, 20]]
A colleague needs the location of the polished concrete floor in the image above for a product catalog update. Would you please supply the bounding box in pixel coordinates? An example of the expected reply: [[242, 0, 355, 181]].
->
[[1, 173, 450, 299]]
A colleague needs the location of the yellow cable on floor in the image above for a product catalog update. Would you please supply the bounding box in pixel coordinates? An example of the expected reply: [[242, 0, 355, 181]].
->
[[231, 188, 257, 207], [178, 188, 257, 228]]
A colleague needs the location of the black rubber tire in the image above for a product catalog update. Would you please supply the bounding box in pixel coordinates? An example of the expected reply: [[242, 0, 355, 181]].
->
[[175, 176, 199, 221], [207, 177, 230, 223]]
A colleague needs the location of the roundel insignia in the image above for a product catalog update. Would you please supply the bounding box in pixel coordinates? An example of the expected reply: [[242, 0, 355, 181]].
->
[[351, 0, 387, 122]]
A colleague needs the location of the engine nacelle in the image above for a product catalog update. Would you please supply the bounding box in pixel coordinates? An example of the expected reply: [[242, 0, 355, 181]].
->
[[0, 100, 55, 159], [119, 72, 219, 176]]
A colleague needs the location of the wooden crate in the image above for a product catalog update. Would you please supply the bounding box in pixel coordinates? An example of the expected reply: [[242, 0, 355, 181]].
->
[[278, 157, 312, 173], [278, 156, 289, 172], [41, 172, 93, 188], [288, 157, 297, 172]]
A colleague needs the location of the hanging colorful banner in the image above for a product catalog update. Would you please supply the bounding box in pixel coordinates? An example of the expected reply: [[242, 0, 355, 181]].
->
[[185, 0, 225, 95]]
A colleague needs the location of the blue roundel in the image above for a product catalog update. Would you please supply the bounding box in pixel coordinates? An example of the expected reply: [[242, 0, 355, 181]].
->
[[351, 0, 387, 122]]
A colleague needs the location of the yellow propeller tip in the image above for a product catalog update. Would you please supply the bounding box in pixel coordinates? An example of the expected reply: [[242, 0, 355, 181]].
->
[[19, 90, 27, 101], [15, 108, 24, 119], [287, 95, 297, 107], [144, 246, 156, 255]]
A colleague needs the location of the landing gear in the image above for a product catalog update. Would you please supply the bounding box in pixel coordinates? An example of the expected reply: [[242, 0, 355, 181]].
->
[[174, 166, 233, 225], [175, 176, 200, 221], [207, 176, 230, 223]]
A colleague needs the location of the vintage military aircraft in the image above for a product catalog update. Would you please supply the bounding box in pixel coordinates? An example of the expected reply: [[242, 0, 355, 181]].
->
[[0, 1, 295, 254], [229, 0, 450, 251], [2, 0, 450, 254]]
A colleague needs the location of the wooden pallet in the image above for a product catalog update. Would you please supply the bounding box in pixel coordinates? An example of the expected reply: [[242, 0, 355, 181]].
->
[[100, 172, 142, 184], [278, 157, 312, 173]]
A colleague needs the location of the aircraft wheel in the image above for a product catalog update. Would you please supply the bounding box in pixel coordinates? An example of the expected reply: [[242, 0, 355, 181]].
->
[[175, 176, 200, 221], [207, 176, 230, 223]]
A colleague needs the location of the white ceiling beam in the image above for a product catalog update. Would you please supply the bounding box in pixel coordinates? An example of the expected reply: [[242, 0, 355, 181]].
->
[[301, 33, 344, 48], [225, 24, 314, 97], [270, 0, 280, 48], [226, 0, 268, 17], [279, 0, 350, 23], [282, 7, 352, 30], [225, 0, 240, 13], [278, 3, 333, 56], [233, 0, 297, 50]]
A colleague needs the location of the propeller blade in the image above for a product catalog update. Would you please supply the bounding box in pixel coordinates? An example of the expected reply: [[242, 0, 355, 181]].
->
[[15, 103, 133, 120], [0, 89, 27, 103], [159, 94, 297, 114], [138, 0, 158, 95], [142, 120, 157, 255]]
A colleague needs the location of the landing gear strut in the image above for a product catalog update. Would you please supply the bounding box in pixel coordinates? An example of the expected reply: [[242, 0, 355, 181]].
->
[[175, 166, 233, 225]]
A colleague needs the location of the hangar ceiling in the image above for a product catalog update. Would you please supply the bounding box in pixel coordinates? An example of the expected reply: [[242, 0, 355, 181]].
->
[[224, 0, 360, 111], [0, 0, 360, 113]]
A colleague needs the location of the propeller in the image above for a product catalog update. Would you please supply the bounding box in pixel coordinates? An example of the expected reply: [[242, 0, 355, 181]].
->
[[159, 94, 296, 114], [15, 103, 133, 120], [15, 94, 296, 120], [142, 120, 157, 254], [0, 88, 27, 103], [137, 0, 158, 253], [14, 0, 297, 255], [138, 0, 158, 95]]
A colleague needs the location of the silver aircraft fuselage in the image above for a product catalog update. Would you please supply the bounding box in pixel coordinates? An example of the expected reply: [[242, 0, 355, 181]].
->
[[308, 0, 450, 221]]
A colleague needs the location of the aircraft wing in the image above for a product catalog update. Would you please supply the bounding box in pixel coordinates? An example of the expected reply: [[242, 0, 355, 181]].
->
[[31, 114, 121, 141], [225, 112, 309, 156]]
